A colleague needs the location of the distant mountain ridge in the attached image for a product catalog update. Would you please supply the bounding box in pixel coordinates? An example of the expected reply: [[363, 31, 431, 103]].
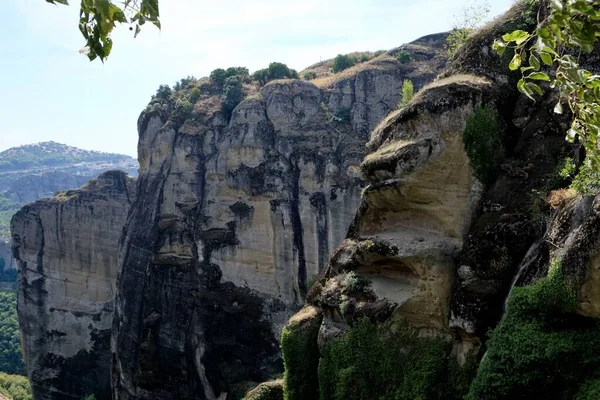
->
[[0, 141, 134, 173], [0, 141, 138, 270]]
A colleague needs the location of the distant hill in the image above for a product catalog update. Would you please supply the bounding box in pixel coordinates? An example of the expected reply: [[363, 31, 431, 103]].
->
[[0, 141, 133, 173], [0, 142, 138, 268]]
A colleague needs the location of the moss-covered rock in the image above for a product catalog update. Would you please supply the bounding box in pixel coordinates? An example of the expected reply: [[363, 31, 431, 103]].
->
[[468, 261, 600, 400], [281, 306, 323, 400], [243, 380, 284, 400], [317, 319, 476, 400]]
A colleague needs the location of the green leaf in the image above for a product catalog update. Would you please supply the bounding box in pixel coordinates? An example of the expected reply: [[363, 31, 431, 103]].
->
[[527, 72, 551, 81], [527, 82, 544, 96], [540, 52, 553, 66], [509, 54, 522, 71], [492, 40, 507, 55], [529, 54, 541, 71], [502, 30, 531, 45]]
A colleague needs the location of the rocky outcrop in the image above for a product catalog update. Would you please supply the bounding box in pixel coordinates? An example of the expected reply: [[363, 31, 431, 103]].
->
[[12, 171, 136, 400], [111, 36, 446, 399], [267, 0, 600, 398]]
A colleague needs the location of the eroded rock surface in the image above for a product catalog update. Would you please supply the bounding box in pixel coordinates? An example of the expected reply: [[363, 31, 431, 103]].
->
[[112, 35, 447, 399], [12, 171, 136, 400]]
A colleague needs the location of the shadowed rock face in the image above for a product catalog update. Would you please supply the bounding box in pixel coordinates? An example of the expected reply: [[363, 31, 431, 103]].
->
[[11, 170, 136, 400], [112, 37, 446, 399]]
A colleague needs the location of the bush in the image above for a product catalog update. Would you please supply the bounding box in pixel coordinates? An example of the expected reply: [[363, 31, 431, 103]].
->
[[188, 87, 202, 104], [467, 260, 600, 400], [173, 75, 195, 91], [571, 160, 600, 195], [332, 54, 355, 73], [318, 319, 475, 400], [399, 79, 414, 107], [396, 49, 411, 64], [154, 84, 172, 100], [463, 106, 503, 184], [210, 67, 248, 88], [303, 71, 316, 80], [221, 75, 244, 116], [252, 62, 298, 85]]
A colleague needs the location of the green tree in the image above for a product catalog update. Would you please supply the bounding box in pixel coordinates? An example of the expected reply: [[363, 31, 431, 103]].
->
[[210, 67, 249, 88], [396, 49, 411, 64], [221, 75, 244, 116], [494, 0, 600, 168], [153, 84, 171, 100], [445, 0, 491, 58], [251, 62, 298, 85], [399, 79, 414, 107], [332, 54, 356, 73], [46, 0, 160, 62]]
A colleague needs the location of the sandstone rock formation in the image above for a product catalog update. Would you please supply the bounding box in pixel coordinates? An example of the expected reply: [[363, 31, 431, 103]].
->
[[273, 1, 600, 399], [12, 171, 136, 400], [111, 36, 447, 399]]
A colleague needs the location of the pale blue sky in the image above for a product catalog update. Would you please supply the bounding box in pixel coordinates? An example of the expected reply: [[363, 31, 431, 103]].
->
[[0, 0, 514, 157]]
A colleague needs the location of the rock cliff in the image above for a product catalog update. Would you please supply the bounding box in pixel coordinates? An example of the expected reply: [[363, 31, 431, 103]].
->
[[111, 36, 447, 399], [11, 171, 136, 400], [271, 1, 600, 400]]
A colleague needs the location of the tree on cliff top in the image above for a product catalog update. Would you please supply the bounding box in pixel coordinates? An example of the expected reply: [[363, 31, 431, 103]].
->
[[445, 0, 491, 58], [45, 0, 160, 61]]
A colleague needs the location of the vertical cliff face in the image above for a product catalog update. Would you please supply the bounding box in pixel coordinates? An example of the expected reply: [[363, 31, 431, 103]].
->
[[112, 38, 446, 399], [11, 171, 136, 400], [273, 2, 600, 399]]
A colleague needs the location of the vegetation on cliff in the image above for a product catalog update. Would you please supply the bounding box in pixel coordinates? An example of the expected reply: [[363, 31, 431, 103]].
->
[[468, 261, 600, 400], [0, 373, 31, 400], [317, 319, 476, 400], [0, 292, 25, 376], [463, 106, 504, 184]]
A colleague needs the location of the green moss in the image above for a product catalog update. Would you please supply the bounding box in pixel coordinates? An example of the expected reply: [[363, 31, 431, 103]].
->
[[468, 260, 600, 400], [281, 312, 322, 400], [463, 106, 504, 184], [318, 319, 475, 400]]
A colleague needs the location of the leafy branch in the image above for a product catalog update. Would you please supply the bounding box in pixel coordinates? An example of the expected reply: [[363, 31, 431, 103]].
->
[[493, 0, 600, 166], [45, 0, 160, 61]]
